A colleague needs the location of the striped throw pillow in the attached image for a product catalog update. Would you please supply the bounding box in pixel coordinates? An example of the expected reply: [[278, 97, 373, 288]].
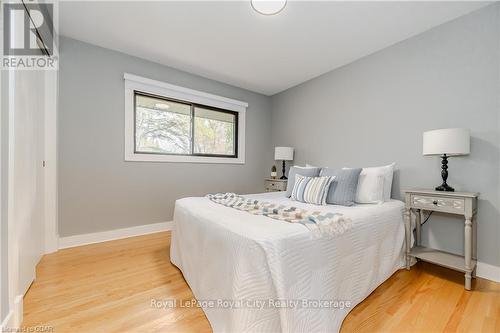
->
[[291, 174, 335, 205]]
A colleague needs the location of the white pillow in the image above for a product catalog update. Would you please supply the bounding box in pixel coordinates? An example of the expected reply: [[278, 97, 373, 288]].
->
[[352, 163, 395, 204], [382, 163, 396, 201], [355, 172, 385, 204]]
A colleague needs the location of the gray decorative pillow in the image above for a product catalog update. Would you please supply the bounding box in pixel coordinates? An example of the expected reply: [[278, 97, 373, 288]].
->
[[285, 166, 321, 197], [319, 167, 362, 206]]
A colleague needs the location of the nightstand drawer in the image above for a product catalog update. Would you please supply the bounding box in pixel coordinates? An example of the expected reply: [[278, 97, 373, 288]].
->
[[265, 187, 282, 192], [412, 194, 465, 214], [265, 179, 287, 192]]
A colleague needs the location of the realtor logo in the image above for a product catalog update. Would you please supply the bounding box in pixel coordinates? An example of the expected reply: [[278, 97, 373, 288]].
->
[[2, 1, 58, 69]]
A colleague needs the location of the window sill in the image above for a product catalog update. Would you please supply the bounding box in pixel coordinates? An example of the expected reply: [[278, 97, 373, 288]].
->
[[125, 152, 245, 164]]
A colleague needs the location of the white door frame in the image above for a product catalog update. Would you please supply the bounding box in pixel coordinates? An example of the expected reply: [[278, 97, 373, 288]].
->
[[44, 70, 59, 254], [0, 48, 3, 326], [43, 1, 59, 254], [6, 67, 21, 328], [1, 2, 59, 329], [4, 68, 58, 329]]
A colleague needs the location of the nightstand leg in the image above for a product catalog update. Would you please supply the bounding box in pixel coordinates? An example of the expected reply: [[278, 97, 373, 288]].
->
[[472, 214, 477, 278], [465, 272, 472, 291], [464, 217, 472, 290], [404, 209, 411, 270], [415, 209, 421, 246], [472, 214, 477, 260]]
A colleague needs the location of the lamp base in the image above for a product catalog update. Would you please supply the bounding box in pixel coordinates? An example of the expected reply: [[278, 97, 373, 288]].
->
[[435, 184, 455, 192], [280, 160, 287, 180], [435, 154, 454, 192]]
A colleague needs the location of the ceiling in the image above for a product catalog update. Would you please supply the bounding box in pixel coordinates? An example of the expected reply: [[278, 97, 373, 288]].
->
[[59, 1, 491, 96]]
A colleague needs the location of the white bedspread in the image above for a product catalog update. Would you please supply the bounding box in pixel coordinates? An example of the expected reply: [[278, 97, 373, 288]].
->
[[170, 192, 406, 333]]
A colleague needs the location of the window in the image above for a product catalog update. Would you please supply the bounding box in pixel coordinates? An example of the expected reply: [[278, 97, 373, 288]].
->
[[134, 92, 238, 157], [193, 106, 237, 157], [124, 74, 246, 163]]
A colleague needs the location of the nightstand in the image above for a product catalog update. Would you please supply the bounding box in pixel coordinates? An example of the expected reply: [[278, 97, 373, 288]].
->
[[265, 178, 287, 192], [404, 189, 479, 290]]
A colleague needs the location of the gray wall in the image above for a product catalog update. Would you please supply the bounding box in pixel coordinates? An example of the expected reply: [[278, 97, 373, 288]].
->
[[271, 5, 500, 266], [58, 37, 272, 237]]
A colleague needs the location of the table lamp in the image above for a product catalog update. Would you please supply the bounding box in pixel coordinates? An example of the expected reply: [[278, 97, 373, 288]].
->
[[274, 147, 294, 179], [423, 128, 470, 192]]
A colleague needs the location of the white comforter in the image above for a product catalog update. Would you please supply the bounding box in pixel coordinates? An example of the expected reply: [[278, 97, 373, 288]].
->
[[170, 192, 406, 333]]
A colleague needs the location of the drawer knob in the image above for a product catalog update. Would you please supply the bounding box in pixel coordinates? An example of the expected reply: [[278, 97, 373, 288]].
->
[[433, 200, 438, 205]]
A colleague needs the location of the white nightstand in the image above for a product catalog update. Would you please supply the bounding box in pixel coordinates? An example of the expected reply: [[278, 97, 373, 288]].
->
[[404, 189, 479, 290], [265, 178, 287, 192]]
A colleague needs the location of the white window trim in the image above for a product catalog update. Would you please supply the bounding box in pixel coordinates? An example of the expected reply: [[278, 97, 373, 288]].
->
[[124, 73, 247, 164]]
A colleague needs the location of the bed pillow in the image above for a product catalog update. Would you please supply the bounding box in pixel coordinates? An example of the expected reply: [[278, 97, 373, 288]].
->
[[285, 166, 321, 197], [381, 163, 396, 201], [354, 164, 393, 204], [355, 172, 385, 204], [320, 168, 362, 206], [359, 163, 395, 201], [350, 163, 396, 204], [291, 174, 334, 205]]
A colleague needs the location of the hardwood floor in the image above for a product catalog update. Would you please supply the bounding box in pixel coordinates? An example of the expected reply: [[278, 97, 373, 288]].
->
[[23, 232, 499, 333], [23, 232, 211, 333]]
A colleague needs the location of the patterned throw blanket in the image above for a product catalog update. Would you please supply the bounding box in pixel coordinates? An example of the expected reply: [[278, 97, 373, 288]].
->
[[206, 193, 352, 238]]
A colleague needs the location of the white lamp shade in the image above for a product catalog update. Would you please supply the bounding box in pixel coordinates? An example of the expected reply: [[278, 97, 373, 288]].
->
[[274, 146, 294, 160], [423, 128, 470, 156]]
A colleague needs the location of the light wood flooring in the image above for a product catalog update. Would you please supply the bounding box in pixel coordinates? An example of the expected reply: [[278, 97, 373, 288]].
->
[[22, 231, 500, 332]]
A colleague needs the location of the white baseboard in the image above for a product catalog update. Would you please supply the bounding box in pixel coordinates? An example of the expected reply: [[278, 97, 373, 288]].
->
[[44, 233, 60, 254], [1, 310, 14, 331], [476, 261, 500, 283], [1, 295, 26, 331], [1, 295, 23, 331], [13, 295, 23, 328], [58, 221, 173, 249]]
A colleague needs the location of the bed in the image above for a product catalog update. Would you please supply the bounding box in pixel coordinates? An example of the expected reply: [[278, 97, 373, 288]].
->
[[170, 191, 406, 333]]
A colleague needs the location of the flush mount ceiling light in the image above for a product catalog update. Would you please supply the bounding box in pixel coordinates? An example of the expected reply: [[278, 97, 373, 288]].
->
[[251, 0, 287, 15]]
